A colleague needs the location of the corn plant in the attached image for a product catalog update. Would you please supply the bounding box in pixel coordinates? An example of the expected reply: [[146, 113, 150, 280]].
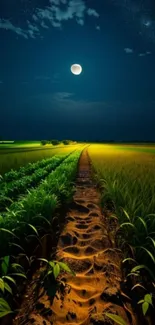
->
[[0, 150, 82, 258]]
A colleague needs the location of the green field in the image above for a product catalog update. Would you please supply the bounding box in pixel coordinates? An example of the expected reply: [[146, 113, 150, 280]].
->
[[0, 143, 82, 175], [0, 140, 41, 148], [0, 143, 155, 322]]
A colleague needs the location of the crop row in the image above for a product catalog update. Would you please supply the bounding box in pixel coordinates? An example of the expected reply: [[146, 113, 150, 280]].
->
[[0, 149, 82, 258], [0, 154, 70, 212], [0, 148, 82, 319], [0, 155, 66, 183], [89, 145, 155, 289]]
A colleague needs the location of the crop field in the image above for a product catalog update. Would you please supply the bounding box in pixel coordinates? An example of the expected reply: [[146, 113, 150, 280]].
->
[[0, 143, 155, 324], [0, 143, 83, 175]]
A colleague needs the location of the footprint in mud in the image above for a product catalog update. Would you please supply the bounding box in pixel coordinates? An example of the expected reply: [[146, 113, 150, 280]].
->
[[76, 224, 88, 230], [62, 258, 92, 273], [91, 238, 110, 250], [86, 225, 101, 234], [75, 199, 85, 204], [85, 246, 97, 255], [63, 246, 80, 255], [69, 202, 89, 213], [82, 233, 92, 239], [89, 212, 99, 217], [67, 216, 75, 222], [87, 203, 98, 209], [59, 233, 77, 247]]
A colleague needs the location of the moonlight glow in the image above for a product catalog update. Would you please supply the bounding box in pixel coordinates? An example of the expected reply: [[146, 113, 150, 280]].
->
[[71, 64, 82, 75]]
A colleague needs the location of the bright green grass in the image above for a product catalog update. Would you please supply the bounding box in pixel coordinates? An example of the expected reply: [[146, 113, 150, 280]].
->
[[0, 145, 81, 175], [89, 144, 155, 281], [0, 141, 41, 148], [116, 145, 155, 154]]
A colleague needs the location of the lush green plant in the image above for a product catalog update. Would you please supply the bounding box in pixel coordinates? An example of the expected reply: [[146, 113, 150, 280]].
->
[[0, 155, 67, 211], [89, 144, 155, 288], [0, 144, 79, 175], [0, 150, 82, 257], [0, 298, 13, 318], [138, 293, 153, 316], [37, 258, 75, 302]]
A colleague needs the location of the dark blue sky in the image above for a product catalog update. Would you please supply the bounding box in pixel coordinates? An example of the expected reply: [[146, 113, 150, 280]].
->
[[0, 0, 155, 141]]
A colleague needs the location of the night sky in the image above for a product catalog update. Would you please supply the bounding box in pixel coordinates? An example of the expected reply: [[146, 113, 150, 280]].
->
[[0, 0, 155, 141]]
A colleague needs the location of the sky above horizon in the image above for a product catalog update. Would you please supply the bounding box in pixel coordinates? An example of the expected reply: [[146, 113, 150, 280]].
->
[[0, 0, 155, 141]]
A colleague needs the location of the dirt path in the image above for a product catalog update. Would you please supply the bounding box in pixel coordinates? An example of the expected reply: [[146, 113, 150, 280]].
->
[[21, 149, 137, 325]]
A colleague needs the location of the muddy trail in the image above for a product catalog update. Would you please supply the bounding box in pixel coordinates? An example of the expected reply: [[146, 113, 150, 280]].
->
[[14, 149, 138, 325]]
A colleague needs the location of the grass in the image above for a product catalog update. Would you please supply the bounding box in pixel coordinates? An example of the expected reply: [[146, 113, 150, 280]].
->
[[89, 144, 155, 284], [0, 144, 81, 175], [0, 141, 41, 148], [0, 154, 70, 212], [0, 148, 83, 257]]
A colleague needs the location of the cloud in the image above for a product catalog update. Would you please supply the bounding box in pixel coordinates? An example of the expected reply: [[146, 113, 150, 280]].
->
[[0, 80, 3, 84], [0, 0, 99, 38], [33, 0, 99, 29], [138, 51, 152, 57], [96, 25, 100, 30], [87, 8, 99, 18], [139, 53, 145, 57], [53, 92, 74, 100], [0, 19, 28, 38], [124, 47, 134, 54], [0, 19, 40, 39]]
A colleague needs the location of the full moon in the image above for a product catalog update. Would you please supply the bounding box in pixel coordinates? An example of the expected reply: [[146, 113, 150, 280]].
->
[[71, 64, 82, 75]]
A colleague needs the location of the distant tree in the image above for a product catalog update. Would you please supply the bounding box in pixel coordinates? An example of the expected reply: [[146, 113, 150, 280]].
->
[[41, 140, 48, 145], [50, 139, 60, 145], [62, 140, 70, 145]]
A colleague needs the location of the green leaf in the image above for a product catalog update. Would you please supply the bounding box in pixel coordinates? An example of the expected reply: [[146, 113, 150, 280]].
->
[[0, 310, 13, 318], [10, 273, 27, 279], [122, 258, 137, 264], [33, 215, 51, 227], [144, 294, 153, 306], [105, 313, 127, 325], [130, 265, 155, 280], [0, 279, 4, 293], [120, 222, 135, 230], [4, 282, 12, 295], [138, 247, 155, 265], [138, 299, 144, 304], [49, 261, 55, 268], [142, 302, 149, 316], [2, 276, 16, 285], [1, 256, 10, 276], [53, 263, 60, 279], [147, 237, 155, 250], [58, 261, 76, 275], [0, 228, 17, 238], [0, 298, 11, 311], [11, 263, 24, 271], [38, 258, 48, 264], [122, 208, 130, 221], [9, 243, 25, 252], [27, 224, 39, 237]]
